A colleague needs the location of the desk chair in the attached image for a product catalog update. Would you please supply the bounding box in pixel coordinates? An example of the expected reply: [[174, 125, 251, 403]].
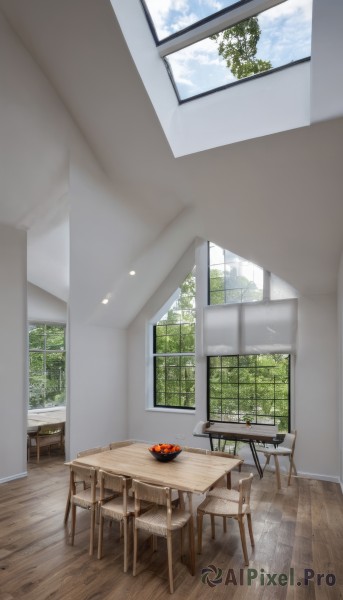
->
[[255, 431, 297, 490]]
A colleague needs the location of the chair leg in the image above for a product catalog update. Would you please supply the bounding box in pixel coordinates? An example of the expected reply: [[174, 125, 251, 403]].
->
[[262, 454, 271, 473], [97, 514, 104, 559], [64, 489, 71, 525], [71, 503, 76, 546], [123, 517, 128, 573], [288, 456, 297, 485], [89, 508, 95, 556], [197, 512, 203, 554], [210, 514, 215, 539], [167, 531, 174, 594], [223, 516, 227, 533], [274, 455, 282, 490], [247, 512, 254, 547], [237, 516, 249, 566], [188, 518, 195, 576], [133, 525, 138, 576]]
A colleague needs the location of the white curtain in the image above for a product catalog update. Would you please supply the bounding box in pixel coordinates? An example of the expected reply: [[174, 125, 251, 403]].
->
[[202, 299, 297, 356]]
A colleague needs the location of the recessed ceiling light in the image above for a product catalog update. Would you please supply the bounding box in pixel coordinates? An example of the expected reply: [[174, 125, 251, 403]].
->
[[101, 298, 109, 305], [129, 270, 136, 276]]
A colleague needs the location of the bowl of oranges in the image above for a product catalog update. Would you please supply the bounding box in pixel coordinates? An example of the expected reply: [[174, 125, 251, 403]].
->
[[148, 443, 182, 462]]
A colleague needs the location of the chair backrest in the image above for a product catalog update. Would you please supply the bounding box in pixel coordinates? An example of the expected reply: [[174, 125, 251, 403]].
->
[[238, 473, 254, 513], [70, 464, 97, 501], [132, 479, 172, 529], [183, 446, 209, 455], [98, 470, 131, 510], [280, 431, 297, 453], [109, 440, 135, 450], [77, 446, 103, 458], [37, 422, 64, 436], [210, 450, 242, 461]]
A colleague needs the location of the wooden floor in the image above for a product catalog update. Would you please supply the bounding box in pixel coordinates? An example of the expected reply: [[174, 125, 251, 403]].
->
[[0, 455, 342, 600]]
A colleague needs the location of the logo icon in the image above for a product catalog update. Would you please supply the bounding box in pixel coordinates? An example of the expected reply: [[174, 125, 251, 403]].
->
[[201, 564, 223, 587]]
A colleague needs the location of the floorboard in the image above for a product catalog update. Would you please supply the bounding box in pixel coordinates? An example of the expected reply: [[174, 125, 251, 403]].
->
[[0, 456, 342, 599]]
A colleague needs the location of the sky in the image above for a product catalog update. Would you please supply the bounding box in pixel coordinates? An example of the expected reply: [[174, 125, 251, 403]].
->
[[143, 0, 313, 99]]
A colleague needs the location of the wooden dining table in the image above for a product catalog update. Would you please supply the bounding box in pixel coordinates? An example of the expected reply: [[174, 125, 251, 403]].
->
[[203, 422, 280, 478], [72, 442, 242, 495]]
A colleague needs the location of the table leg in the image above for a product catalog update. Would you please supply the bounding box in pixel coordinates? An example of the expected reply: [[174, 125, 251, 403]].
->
[[249, 441, 263, 478], [209, 434, 214, 451]]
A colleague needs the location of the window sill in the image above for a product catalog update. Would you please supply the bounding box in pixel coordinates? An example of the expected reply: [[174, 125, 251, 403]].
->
[[145, 407, 195, 415]]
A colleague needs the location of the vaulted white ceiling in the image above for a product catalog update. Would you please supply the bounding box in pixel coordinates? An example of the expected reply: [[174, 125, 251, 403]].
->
[[0, 0, 342, 323]]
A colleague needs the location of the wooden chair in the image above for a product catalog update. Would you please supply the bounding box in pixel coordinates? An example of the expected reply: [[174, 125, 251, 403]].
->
[[132, 479, 195, 594], [209, 450, 243, 491], [255, 431, 297, 490], [109, 440, 135, 450], [183, 446, 209, 454], [69, 464, 115, 556], [97, 470, 134, 572], [64, 447, 104, 525], [197, 473, 254, 566], [27, 422, 64, 462]]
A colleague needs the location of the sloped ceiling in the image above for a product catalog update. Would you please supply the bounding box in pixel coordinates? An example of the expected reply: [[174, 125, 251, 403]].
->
[[0, 0, 342, 323]]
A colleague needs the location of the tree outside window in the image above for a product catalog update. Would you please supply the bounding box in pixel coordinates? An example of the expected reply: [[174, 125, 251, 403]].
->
[[29, 323, 66, 409], [153, 270, 196, 409]]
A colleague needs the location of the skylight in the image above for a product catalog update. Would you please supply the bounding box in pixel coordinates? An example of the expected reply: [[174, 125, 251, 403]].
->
[[141, 0, 312, 102], [142, 0, 241, 42]]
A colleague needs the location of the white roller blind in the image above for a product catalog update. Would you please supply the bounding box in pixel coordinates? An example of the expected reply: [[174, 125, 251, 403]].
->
[[202, 299, 297, 355], [202, 303, 240, 355]]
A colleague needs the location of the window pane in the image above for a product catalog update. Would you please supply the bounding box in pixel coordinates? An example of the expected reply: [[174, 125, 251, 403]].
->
[[166, 0, 312, 101], [209, 243, 263, 305], [142, 0, 241, 41], [46, 325, 65, 350], [208, 354, 289, 426], [29, 323, 66, 409], [155, 355, 195, 408], [29, 325, 45, 350]]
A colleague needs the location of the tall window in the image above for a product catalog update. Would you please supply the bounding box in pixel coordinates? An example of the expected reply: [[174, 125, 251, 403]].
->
[[153, 270, 196, 409], [29, 323, 66, 410], [207, 242, 292, 432], [209, 242, 264, 304], [208, 354, 290, 431]]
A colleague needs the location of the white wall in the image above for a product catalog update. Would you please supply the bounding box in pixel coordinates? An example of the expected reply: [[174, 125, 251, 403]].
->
[[0, 224, 27, 483], [311, 0, 343, 123], [293, 293, 339, 480], [128, 244, 340, 481], [27, 282, 67, 323], [337, 254, 343, 487], [67, 133, 130, 460]]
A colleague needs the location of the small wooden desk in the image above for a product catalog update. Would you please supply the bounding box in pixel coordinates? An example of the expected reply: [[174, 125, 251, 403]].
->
[[73, 442, 241, 495], [204, 423, 279, 478], [27, 408, 66, 433]]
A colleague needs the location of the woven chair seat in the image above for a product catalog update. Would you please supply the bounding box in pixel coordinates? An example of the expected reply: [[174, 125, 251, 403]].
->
[[72, 487, 115, 510], [207, 488, 240, 502], [198, 496, 248, 518], [101, 496, 135, 520], [135, 506, 192, 536], [255, 444, 292, 456]]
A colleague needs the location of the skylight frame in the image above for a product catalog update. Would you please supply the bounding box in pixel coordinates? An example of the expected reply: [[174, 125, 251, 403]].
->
[[140, 0, 311, 104], [140, 0, 285, 48]]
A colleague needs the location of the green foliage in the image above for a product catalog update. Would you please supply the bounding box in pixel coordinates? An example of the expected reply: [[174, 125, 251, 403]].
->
[[211, 17, 272, 80], [208, 354, 289, 432], [29, 324, 66, 409], [154, 270, 196, 409], [209, 267, 262, 304]]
